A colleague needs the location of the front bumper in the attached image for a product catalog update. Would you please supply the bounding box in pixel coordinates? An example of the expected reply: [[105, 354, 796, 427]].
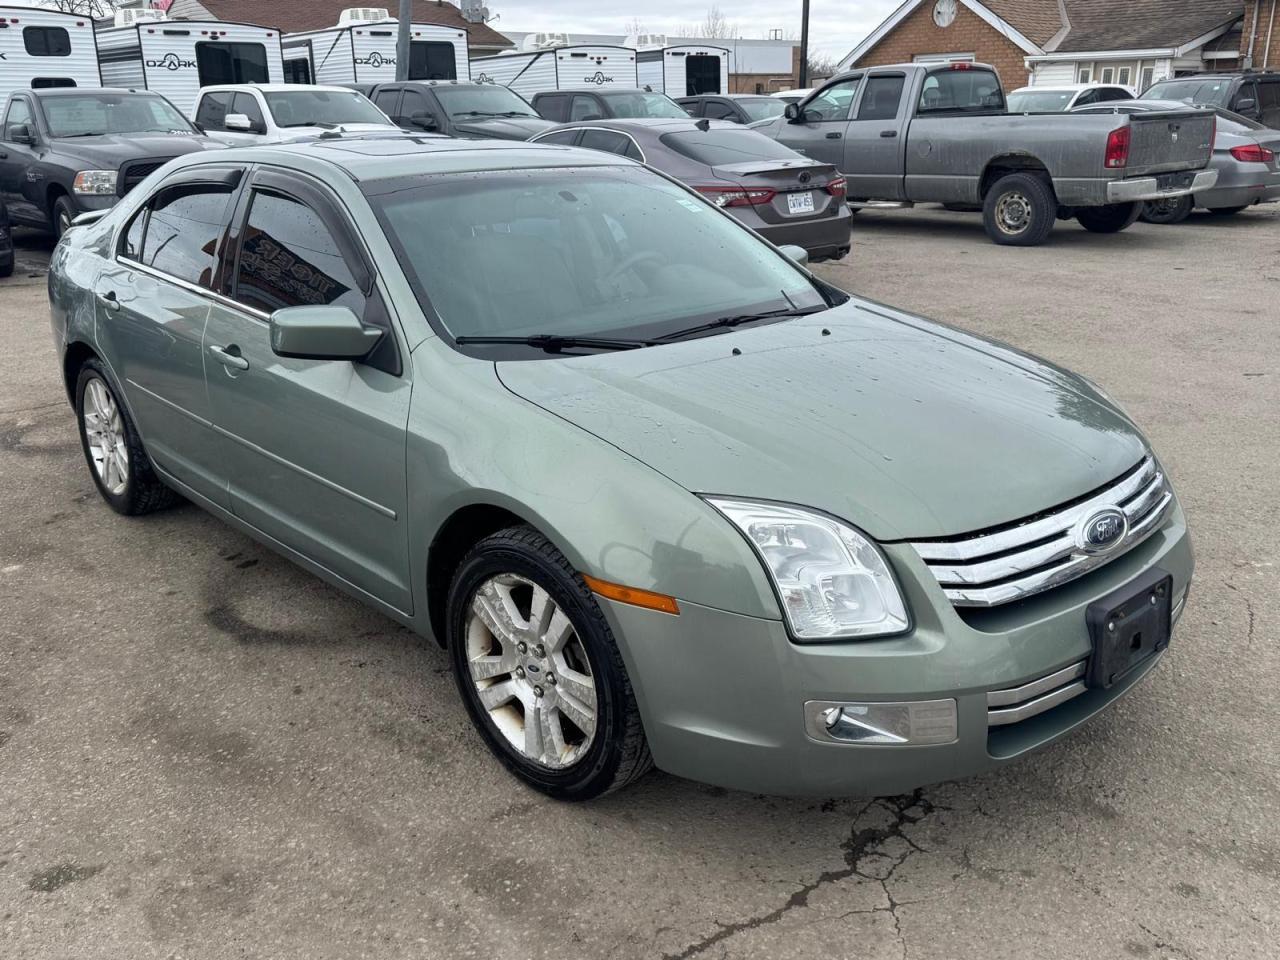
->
[[1106, 169, 1219, 203], [601, 502, 1193, 796]]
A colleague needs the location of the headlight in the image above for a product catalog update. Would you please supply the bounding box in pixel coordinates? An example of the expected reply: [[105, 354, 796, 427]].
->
[[705, 498, 909, 640], [72, 170, 118, 195]]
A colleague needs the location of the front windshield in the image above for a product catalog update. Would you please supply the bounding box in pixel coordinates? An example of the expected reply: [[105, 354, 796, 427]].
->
[[41, 94, 196, 137], [369, 166, 824, 353], [263, 90, 389, 128], [599, 92, 688, 118], [737, 97, 786, 121], [1141, 79, 1232, 106], [1006, 90, 1075, 112], [434, 85, 537, 118]]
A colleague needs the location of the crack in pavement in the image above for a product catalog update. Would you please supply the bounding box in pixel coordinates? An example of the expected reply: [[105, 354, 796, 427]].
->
[[1223, 581, 1257, 647], [661, 791, 941, 960]]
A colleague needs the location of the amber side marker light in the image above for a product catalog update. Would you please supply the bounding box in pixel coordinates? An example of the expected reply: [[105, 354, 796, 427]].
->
[[582, 575, 680, 615]]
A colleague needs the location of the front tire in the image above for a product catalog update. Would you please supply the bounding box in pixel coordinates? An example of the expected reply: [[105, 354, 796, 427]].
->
[[447, 525, 652, 800], [75, 360, 179, 515], [982, 173, 1056, 246], [1140, 196, 1193, 225], [1076, 202, 1141, 233], [53, 195, 76, 240]]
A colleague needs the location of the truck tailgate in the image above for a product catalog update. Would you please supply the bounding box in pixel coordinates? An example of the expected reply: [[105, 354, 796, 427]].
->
[[1127, 110, 1215, 175]]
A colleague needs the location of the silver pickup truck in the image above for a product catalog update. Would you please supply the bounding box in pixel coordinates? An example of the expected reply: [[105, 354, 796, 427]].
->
[[752, 62, 1218, 245]]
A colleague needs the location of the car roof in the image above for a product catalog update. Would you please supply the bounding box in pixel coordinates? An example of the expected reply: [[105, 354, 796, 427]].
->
[[547, 117, 739, 135], [1010, 83, 1127, 93], [200, 84, 357, 94], [198, 134, 630, 181], [26, 87, 166, 98]]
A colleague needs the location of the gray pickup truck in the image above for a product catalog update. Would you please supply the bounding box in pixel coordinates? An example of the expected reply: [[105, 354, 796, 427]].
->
[[752, 62, 1218, 245]]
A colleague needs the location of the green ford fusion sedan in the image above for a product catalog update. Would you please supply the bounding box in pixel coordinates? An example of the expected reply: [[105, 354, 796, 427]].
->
[[47, 135, 1192, 800]]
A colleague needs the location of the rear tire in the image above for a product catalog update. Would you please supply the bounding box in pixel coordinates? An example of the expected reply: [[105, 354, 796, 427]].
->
[[448, 525, 652, 800], [1140, 196, 1193, 225], [75, 359, 180, 516], [1076, 202, 1141, 233], [982, 173, 1056, 246]]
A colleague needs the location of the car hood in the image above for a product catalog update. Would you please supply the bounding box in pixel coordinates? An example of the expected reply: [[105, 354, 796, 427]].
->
[[51, 133, 224, 165], [496, 299, 1148, 540], [452, 116, 557, 140]]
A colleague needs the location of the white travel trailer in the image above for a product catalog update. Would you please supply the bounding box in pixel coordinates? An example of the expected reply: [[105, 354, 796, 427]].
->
[[0, 6, 101, 96], [470, 42, 638, 98], [635, 44, 729, 96], [282, 9, 469, 86], [96, 17, 284, 115]]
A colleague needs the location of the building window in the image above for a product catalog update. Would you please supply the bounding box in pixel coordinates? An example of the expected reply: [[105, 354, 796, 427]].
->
[[1117, 67, 1132, 86], [1078, 66, 1092, 83], [1140, 67, 1154, 91], [1100, 66, 1114, 83]]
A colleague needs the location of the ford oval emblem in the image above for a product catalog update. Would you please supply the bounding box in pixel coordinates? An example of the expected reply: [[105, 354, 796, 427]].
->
[[1076, 508, 1128, 555]]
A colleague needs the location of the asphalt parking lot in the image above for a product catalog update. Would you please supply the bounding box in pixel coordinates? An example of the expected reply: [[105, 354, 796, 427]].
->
[[1, 207, 1277, 959]]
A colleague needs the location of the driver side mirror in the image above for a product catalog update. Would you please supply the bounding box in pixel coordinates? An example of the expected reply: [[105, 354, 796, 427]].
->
[[1234, 97, 1257, 114], [9, 122, 35, 145], [784, 102, 800, 121], [224, 113, 261, 134], [409, 112, 438, 131], [779, 244, 809, 266], [269, 305, 383, 361]]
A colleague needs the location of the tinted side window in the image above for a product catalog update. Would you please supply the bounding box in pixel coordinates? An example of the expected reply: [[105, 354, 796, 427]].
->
[[856, 75, 905, 120], [233, 191, 364, 316], [25, 27, 70, 57], [140, 186, 233, 287], [805, 79, 860, 121], [122, 209, 147, 260], [579, 129, 630, 155], [231, 93, 265, 130], [2, 99, 32, 140], [1099, 87, 1130, 102], [1074, 89, 1098, 106], [536, 129, 579, 146], [374, 88, 401, 117], [1259, 81, 1280, 126], [623, 139, 644, 161], [570, 95, 602, 121], [535, 94, 567, 121], [703, 100, 737, 120], [195, 91, 232, 130]]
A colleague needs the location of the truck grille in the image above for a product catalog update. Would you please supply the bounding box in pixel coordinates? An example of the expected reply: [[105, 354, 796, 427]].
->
[[909, 456, 1173, 607], [118, 158, 176, 197]]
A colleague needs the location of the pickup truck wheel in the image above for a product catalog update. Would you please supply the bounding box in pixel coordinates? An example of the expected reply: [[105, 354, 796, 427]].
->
[[75, 360, 180, 515], [1076, 202, 1141, 234], [448, 525, 652, 800], [982, 173, 1056, 246], [1140, 196, 1192, 225], [53, 196, 76, 240]]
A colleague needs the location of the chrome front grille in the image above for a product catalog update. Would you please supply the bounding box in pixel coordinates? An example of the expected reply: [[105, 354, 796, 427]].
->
[[910, 456, 1173, 607]]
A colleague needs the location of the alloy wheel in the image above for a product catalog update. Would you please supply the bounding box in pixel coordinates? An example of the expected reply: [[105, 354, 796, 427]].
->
[[83, 377, 130, 495], [464, 573, 598, 770]]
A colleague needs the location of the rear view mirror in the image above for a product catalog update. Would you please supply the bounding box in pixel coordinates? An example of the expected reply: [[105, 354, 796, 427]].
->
[[269, 305, 383, 361], [224, 113, 255, 132], [779, 244, 809, 266], [1234, 97, 1257, 113]]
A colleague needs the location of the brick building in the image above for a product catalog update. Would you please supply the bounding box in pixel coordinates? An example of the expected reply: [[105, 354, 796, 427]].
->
[[840, 1, 1250, 92]]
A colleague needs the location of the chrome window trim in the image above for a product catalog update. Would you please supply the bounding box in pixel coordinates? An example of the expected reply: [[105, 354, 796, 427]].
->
[[118, 256, 271, 321], [530, 126, 648, 164]]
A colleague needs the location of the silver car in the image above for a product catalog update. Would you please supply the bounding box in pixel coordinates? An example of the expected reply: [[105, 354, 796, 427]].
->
[[1074, 99, 1280, 222]]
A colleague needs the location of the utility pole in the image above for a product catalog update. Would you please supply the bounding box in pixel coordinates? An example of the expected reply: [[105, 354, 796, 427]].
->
[[798, 0, 810, 87], [396, 0, 412, 81]]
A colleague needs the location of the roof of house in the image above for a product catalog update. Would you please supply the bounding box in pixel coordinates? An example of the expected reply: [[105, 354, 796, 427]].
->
[[844, 0, 1244, 65], [165, 0, 512, 49], [1052, 1, 1244, 53]]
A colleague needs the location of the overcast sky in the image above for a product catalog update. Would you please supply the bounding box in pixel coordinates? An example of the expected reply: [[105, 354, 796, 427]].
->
[[487, 0, 903, 61]]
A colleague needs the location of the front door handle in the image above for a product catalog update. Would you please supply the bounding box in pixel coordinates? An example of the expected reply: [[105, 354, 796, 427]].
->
[[209, 344, 249, 371], [825, 132, 842, 140], [96, 291, 120, 311], [880, 129, 898, 138]]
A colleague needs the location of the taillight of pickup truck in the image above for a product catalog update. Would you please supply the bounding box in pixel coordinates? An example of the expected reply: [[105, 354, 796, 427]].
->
[[1105, 126, 1130, 169]]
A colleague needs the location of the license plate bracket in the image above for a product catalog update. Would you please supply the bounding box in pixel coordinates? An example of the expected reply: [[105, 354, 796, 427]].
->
[[787, 191, 816, 215], [1156, 172, 1193, 192], [1086, 567, 1172, 690]]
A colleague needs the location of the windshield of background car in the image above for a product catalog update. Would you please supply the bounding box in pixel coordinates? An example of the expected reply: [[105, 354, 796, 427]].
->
[[660, 128, 804, 165], [1006, 90, 1075, 112], [1140, 79, 1232, 106], [598, 93, 689, 118], [367, 166, 824, 354], [434, 85, 538, 118], [263, 90, 390, 127], [41, 95, 196, 137], [737, 97, 786, 121], [917, 69, 1005, 113]]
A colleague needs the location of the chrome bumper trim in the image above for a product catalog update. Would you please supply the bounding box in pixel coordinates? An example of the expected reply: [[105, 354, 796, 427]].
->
[[1106, 169, 1219, 203]]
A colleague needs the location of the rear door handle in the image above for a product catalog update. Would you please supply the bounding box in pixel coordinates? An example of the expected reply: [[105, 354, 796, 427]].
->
[[825, 132, 842, 140], [880, 130, 898, 138], [208, 344, 249, 371], [96, 291, 120, 311]]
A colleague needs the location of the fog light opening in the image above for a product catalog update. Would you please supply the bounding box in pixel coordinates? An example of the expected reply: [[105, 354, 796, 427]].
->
[[804, 699, 958, 746]]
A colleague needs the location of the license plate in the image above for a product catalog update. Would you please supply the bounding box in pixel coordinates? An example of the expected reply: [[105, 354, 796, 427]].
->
[[787, 191, 816, 215], [1085, 568, 1172, 690]]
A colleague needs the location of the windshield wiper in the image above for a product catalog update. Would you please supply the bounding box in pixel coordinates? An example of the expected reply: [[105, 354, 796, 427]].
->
[[455, 334, 655, 353], [655, 306, 825, 342], [454, 110, 505, 118]]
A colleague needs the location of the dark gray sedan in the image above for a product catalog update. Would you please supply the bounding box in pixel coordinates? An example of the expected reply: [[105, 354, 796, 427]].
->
[[531, 118, 851, 261], [1074, 99, 1280, 222]]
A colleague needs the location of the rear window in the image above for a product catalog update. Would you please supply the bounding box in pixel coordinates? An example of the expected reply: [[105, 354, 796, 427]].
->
[[917, 68, 1004, 114], [660, 128, 800, 165], [1141, 78, 1232, 106]]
